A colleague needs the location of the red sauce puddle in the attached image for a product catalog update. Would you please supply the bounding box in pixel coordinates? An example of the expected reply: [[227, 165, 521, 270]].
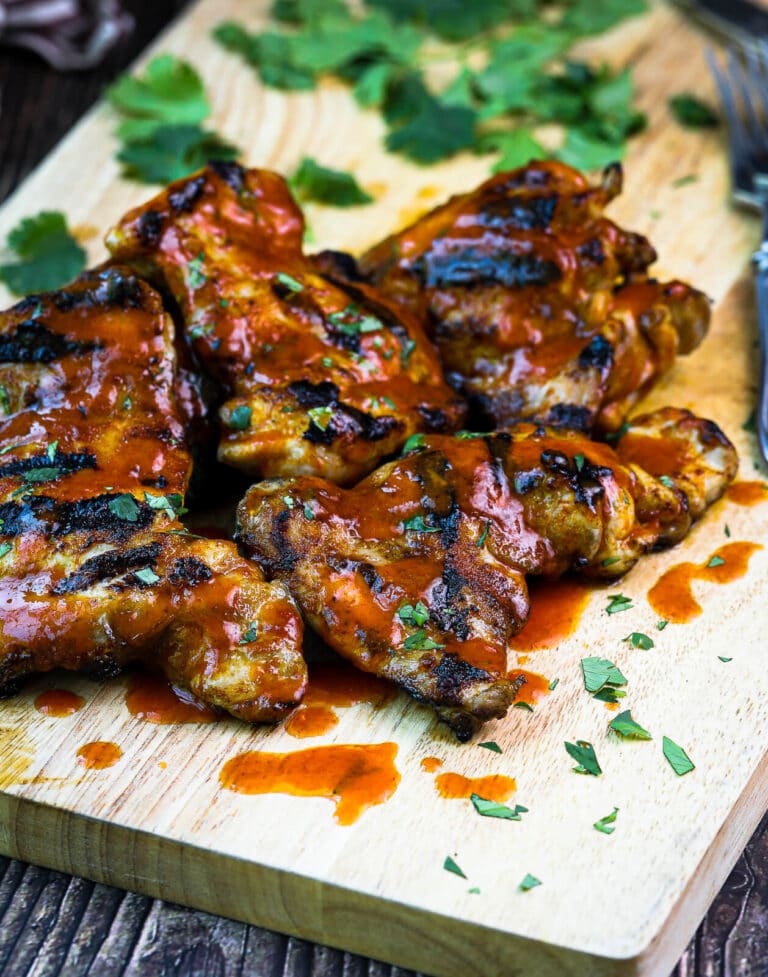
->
[[420, 756, 515, 801], [35, 689, 85, 717], [726, 481, 768, 506], [284, 659, 395, 739], [648, 541, 762, 624], [508, 669, 551, 705], [125, 672, 220, 724], [219, 742, 400, 825], [77, 741, 123, 769], [509, 578, 592, 652]]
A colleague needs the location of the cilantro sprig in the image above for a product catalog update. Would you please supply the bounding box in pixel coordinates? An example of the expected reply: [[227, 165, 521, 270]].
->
[[0, 212, 86, 296]]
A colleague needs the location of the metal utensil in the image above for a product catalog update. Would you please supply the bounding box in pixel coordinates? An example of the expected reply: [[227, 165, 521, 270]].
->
[[708, 43, 768, 463]]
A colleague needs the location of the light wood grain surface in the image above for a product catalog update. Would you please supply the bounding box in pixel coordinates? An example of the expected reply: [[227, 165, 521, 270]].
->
[[1, 2, 767, 976]]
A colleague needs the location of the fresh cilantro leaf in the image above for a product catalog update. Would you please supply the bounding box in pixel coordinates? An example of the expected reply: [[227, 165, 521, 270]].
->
[[22, 467, 60, 484], [135, 567, 161, 586], [291, 157, 373, 206], [145, 492, 186, 520], [476, 519, 491, 548], [328, 305, 381, 334], [402, 514, 439, 533], [227, 405, 252, 431], [239, 622, 259, 644], [669, 94, 718, 129], [470, 794, 528, 820], [275, 271, 304, 292], [592, 687, 626, 704], [366, 0, 518, 42], [514, 701, 534, 712], [605, 593, 633, 614], [549, 678, 559, 691], [283, 495, 295, 508], [116, 125, 238, 185], [479, 741, 502, 753], [307, 405, 333, 430], [403, 629, 445, 651], [707, 555, 725, 568], [659, 475, 675, 488], [581, 657, 627, 694], [398, 600, 430, 627], [0, 211, 86, 295], [718, 656, 733, 663], [624, 632, 654, 650], [556, 128, 624, 170], [657, 619, 668, 631], [601, 556, 622, 566], [672, 173, 698, 188], [593, 807, 619, 835], [483, 128, 546, 173], [213, 22, 316, 90], [46, 441, 58, 462], [354, 62, 396, 108], [725, 524, 731, 538], [108, 494, 140, 522], [443, 855, 466, 878], [0, 542, 12, 559], [107, 54, 210, 142], [662, 736, 695, 776], [468, 886, 480, 894], [609, 709, 652, 740], [565, 739, 601, 775], [402, 433, 426, 453], [303, 503, 314, 520], [519, 872, 541, 892], [561, 0, 647, 36], [384, 73, 477, 163]]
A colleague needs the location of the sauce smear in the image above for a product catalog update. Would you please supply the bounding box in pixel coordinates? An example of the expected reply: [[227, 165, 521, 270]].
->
[[726, 481, 768, 506], [77, 741, 122, 769], [434, 772, 516, 801], [648, 541, 762, 624], [220, 743, 400, 824], [35, 689, 85, 717], [421, 756, 443, 773], [284, 706, 338, 738], [508, 670, 550, 705], [510, 578, 592, 651], [126, 672, 219, 724]]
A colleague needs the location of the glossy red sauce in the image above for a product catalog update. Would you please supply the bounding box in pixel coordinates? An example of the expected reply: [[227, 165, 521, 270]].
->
[[125, 673, 220, 724], [510, 578, 592, 651], [421, 756, 443, 773], [284, 705, 339, 738], [648, 541, 762, 623], [219, 743, 401, 825], [34, 689, 85, 717], [508, 669, 551, 705], [77, 741, 123, 769], [726, 481, 768, 506], [617, 432, 690, 476], [434, 772, 516, 801]]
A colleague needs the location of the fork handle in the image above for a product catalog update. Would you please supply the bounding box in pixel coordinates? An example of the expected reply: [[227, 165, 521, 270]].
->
[[752, 240, 768, 465]]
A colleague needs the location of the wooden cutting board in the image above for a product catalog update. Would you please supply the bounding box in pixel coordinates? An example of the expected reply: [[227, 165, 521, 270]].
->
[[0, 2, 766, 975]]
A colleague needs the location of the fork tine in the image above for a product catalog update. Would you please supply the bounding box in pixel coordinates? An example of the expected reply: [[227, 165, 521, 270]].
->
[[727, 47, 764, 147], [707, 48, 749, 163], [743, 46, 768, 152]]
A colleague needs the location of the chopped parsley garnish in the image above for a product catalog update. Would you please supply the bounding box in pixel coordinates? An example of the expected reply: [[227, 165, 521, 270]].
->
[[397, 600, 429, 627], [239, 622, 259, 644], [724, 524, 731, 538], [581, 657, 627, 695], [402, 514, 439, 533], [0, 542, 12, 559], [145, 492, 186, 520], [669, 94, 718, 128], [574, 452, 585, 471], [328, 305, 382, 335], [0, 211, 86, 295], [478, 741, 502, 753], [275, 271, 304, 292], [187, 253, 207, 289], [657, 620, 668, 631], [549, 678, 559, 691], [565, 739, 601, 776], [283, 495, 295, 508], [321, 356, 333, 368], [135, 567, 161, 585], [107, 54, 238, 183], [402, 433, 426, 453], [601, 556, 622, 566], [707, 555, 725, 568], [476, 519, 491, 548], [443, 856, 466, 879], [662, 736, 695, 776], [609, 709, 651, 740], [108, 494, 140, 522], [593, 807, 619, 835], [303, 503, 314, 520], [623, 632, 654, 650], [659, 475, 675, 488], [307, 405, 333, 430], [403, 629, 445, 651], [290, 156, 373, 206], [400, 338, 416, 364], [46, 441, 58, 462], [22, 467, 60, 484], [519, 873, 541, 892], [470, 794, 528, 821], [605, 593, 633, 614], [718, 656, 733, 663], [514, 701, 534, 712], [228, 405, 253, 431]]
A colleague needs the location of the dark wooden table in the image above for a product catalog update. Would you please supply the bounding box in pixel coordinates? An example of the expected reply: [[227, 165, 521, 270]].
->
[[1, 3, 767, 974]]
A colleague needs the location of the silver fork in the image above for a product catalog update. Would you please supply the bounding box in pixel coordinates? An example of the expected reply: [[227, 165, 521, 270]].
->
[[708, 43, 768, 463]]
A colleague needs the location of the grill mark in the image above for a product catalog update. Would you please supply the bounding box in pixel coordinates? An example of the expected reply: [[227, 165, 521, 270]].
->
[[169, 175, 206, 213], [0, 450, 97, 480], [415, 246, 561, 289], [477, 193, 559, 231], [56, 494, 155, 537], [52, 269, 144, 312], [433, 654, 492, 700], [137, 210, 164, 248], [52, 542, 162, 595], [539, 449, 612, 509], [545, 403, 593, 431], [578, 334, 613, 371], [209, 160, 246, 192], [0, 321, 95, 364], [418, 406, 452, 433], [168, 557, 213, 586]]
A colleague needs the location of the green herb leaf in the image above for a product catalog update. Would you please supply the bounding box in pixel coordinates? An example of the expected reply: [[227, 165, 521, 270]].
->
[[283, 495, 295, 508], [478, 741, 502, 753], [581, 657, 627, 694], [659, 475, 675, 488], [402, 514, 439, 533], [718, 656, 733, 663], [672, 173, 698, 188], [145, 492, 186, 520], [724, 524, 731, 538], [707, 555, 725, 568], [657, 619, 668, 631], [470, 794, 528, 820], [624, 632, 654, 650], [386, 96, 477, 164], [0, 542, 12, 559], [397, 600, 430, 627], [228, 405, 252, 431], [108, 494, 140, 522], [565, 739, 601, 776], [593, 807, 619, 835], [116, 124, 238, 185], [291, 157, 373, 206], [22, 467, 60, 484], [669, 94, 718, 129], [239, 622, 259, 644], [303, 503, 314, 520], [605, 593, 633, 614], [484, 128, 546, 173], [443, 855, 466, 878], [307, 405, 334, 430], [519, 872, 541, 892], [662, 736, 694, 776], [403, 629, 445, 651], [135, 567, 161, 586], [476, 519, 491, 548], [549, 678, 559, 691], [0, 211, 86, 295], [402, 433, 426, 453], [513, 701, 534, 712], [275, 271, 304, 292], [556, 128, 624, 170], [609, 709, 652, 740]]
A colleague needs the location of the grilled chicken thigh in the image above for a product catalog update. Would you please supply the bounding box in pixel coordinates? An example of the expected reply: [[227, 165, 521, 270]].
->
[[106, 162, 465, 485], [0, 268, 305, 720], [237, 407, 737, 739], [359, 160, 710, 433]]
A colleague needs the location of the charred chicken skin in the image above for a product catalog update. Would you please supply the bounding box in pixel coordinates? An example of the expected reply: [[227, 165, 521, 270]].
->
[[106, 162, 466, 486], [358, 160, 710, 434], [237, 407, 737, 739], [0, 268, 306, 720]]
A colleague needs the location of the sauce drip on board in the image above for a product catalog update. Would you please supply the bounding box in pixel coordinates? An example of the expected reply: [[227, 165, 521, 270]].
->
[[434, 772, 516, 801], [283, 659, 395, 739], [648, 541, 762, 624], [34, 689, 85, 717], [420, 756, 443, 773], [125, 672, 220, 725], [219, 742, 401, 825], [726, 481, 768, 506], [508, 670, 551, 705], [77, 741, 123, 769], [509, 578, 592, 652]]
